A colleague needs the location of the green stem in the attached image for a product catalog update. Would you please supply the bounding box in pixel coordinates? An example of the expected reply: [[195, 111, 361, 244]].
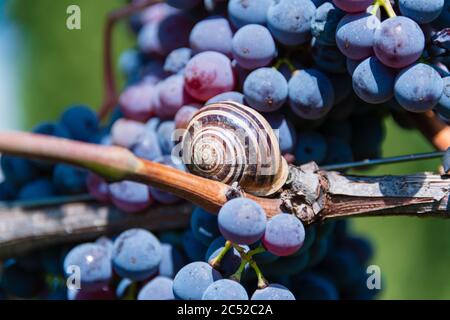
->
[[249, 260, 269, 289], [370, 1, 381, 15], [209, 240, 232, 268], [232, 244, 269, 289], [378, 0, 397, 18], [229, 260, 248, 283], [273, 58, 296, 73]]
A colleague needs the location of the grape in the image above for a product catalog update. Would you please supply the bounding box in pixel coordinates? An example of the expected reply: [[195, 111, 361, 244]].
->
[[324, 136, 354, 164], [227, 0, 271, 28], [327, 72, 353, 104], [164, 47, 192, 74], [18, 178, 56, 200], [174, 104, 199, 129], [108, 180, 153, 213], [190, 206, 220, 245], [86, 173, 110, 203], [352, 56, 396, 104], [32, 121, 71, 139], [294, 131, 328, 165], [443, 147, 450, 173], [131, 130, 163, 161], [399, 0, 445, 24], [182, 230, 208, 262], [312, 41, 348, 74], [189, 17, 233, 56], [111, 119, 146, 149], [262, 213, 305, 257], [141, 60, 168, 84], [156, 120, 176, 155], [251, 284, 295, 300], [63, 243, 112, 286], [202, 279, 249, 300], [206, 91, 244, 105], [149, 156, 184, 204], [119, 82, 156, 122], [340, 236, 374, 264], [119, 48, 143, 78], [292, 272, 339, 300], [435, 76, 450, 118], [146, 117, 161, 132], [138, 276, 175, 300], [140, 2, 180, 26], [95, 236, 114, 259], [184, 51, 236, 101], [243, 68, 288, 112], [166, 0, 202, 9], [1, 261, 45, 298], [394, 63, 444, 112], [231, 25, 276, 70], [267, 0, 316, 46], [173, 261, 222, 300], [206, 240, 248, 277], [60, 105, 99, 142], [432, 0, 450, 29], [373, 17, 425, 69], [288, 69, 335, 120], [336, 13, 377, 60], [0, 180, 17, 201], [319, 249, 361, 286], [156, 74, 195, 119], [332, 0, 372, 13], [250, 241, 279, 265], [112, 229, 162, 281], [312, 2, 345, 46], [346, 58, 362, 76], [264, 114, 297, 154], [1, 155, 38, 187], [159, 243, 186, 278], [218, 198, 267, 245], [53, 164, 87, 195]]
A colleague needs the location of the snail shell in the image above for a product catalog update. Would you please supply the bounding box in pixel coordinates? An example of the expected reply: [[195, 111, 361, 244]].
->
[[181, 101, 288, 196]]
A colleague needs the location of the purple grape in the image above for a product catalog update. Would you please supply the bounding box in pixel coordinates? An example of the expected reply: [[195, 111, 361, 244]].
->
[[399, 0, 445, 24], [108, 180, 153, 213], [251, 284, 295, 300], [346, 58, 363, 75], [163, 47, 192, 74], [332, 0, 372, 13], [53, 164, 87, 195], [373, 16, 425, 69], [312, 40, 348, 74], [95, 236, 113, 259], [111, 119, 146, 148], [112, 228, 162, 281], [131, 129, 163, 161], [184, 51, 236, 101], [336, 12, 377, 60], [159, 243, 186, 278], [190, 16, 233, 56], [119, 82, 156, 122], [312, 2, 345, 46], [394, 63, 444, 112], [18, 179, 56, 200], [202, 279, 249, 300], [218, 198, 267, 245], [435, 76, 450, 118], [206, 91, 244, 105], [173, 261, 222, 300], [205, 238, 248, 277], [149, 155, 184, 204], [156, 121, 176, 155], [137, 276, 175, 300], [232, 24, 276, 70], [174, 105, 199, 129], [156, 74, 195, 119], [182, 230, 208, 262], [190, 206, 220, 245], [265, 113, 297, 154], [262, 213, 305, 256], [140, 2, 179, 26], [227, 0, 271, 28], [86, 172, 110, 203]]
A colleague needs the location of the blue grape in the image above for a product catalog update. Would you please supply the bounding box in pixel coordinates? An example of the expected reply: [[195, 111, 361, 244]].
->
[[432, 0, 450, 29], [267, 0, 316, 46], [294, 131, 328, 165], [115, 278, 133, 299], [336, 13, 377, 60], [190, 206, 220, 245], [32, 121, 71, 139], [262, 213, 305, 256], [119, 48, 143, 78], [312, 2, 345, 46], [332, 0, 372, 13], [231, 25, 276, 70], [243, 68, 288, 112], [108, 180, 153, 213], [206, 91, 244, 105], [131, 130, 163, 161], [159, 243, 186, 278], [227, 0, 271, 28], [292, 272, 339, 300], [373, 17, 425, 69], [251, 284, 295, 300], [138, 276, 175, 300], [443, 147, 450, 173], [86, 172, 110, 203], [312, 41, 347, 74], [1, 155, 38, 187], [399, 0, 445, 24], [166, 0, 201, 9], [206, 240, 248, 277], [95, 236, 113, 259], [0, 179, 17, 201], [324, 136, 354, 164], [63, 243, 112, 285], [319, 249, 361, 286], [182, 230, 208, 262], [394, 63, 444, 112], [156, 75, 195, 120], [265, 114, 297, 154], [434, 76, 450, 118], [173, 261, 222, 300], [112, 228, 162, 281], [149, 155, 185, 204], [18, 178, 56, 200], [218, 198, 267, 245], [60, 105, 99, 142], [53, 164, 87, 195], [202, 279, 249, 300], [340, 236, 374, 265], [164, 47, 192, 74], [352, 56, 396, 104], [157, 120, 176, 155], [288, 69, 335, 120], [346, 58, 362, 76], [110, 118, 146, 149], [189, 16, 233, 56]]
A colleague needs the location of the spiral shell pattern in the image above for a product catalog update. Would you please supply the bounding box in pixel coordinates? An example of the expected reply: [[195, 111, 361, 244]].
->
[[181, 102, 288, 196]]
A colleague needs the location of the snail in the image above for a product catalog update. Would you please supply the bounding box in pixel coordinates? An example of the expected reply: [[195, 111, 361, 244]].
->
[[181, 101, 289, 196]]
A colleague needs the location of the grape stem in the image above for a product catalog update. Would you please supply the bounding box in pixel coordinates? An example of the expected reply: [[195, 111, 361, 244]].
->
[[209, 240, 233, 269], [229, 260, 248, 283], [375, 0, 397, 18], [231, 244, 269, 288], [273, 58, 296, 73]]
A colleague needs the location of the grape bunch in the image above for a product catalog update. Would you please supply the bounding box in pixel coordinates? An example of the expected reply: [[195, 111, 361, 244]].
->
[[0, 0, 449, 300]]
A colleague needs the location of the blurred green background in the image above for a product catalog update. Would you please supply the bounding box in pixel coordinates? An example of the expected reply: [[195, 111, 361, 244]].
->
[[2, 0, 449, 299]]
